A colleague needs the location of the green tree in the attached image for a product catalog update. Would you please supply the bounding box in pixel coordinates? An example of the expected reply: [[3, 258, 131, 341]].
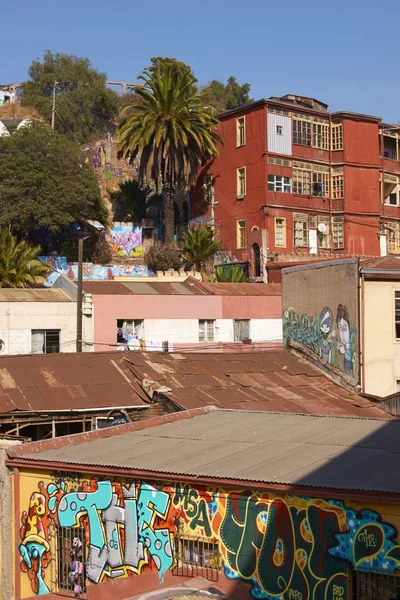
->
[[180, 223, 221, 273], [215, 264, 249, 283], [201, 76, 253, 113], [0, 122, 108, 239], [21, 51, 119, 144], [117, 64, 221, 244], [144, 243, 182, 272], [0, 227, 48, 288], [148, 56, 192, 78]]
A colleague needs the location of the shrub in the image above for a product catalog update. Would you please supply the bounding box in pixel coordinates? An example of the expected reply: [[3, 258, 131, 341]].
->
[[144, 243, 182, 272]]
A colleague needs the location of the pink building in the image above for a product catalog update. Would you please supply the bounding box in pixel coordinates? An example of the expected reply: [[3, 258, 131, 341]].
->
[[82, 277, 282, 352]]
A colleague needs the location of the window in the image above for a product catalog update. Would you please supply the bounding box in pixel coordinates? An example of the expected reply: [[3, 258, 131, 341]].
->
[[237, 167, 246, 198], [57, 526, 87, 594], [333, 216, 344, 249], [234, 319, 250, 341], [236, 220, 246, 249], [331, 121, 343, 150], [268, 175, 292, 193], [313, 121, 329, 150], [293, 213, 308, 247], [268, 157, 291, 167], [275, 217, 286, 247], [395, 292, 400, 338], [313, 171, 329, 198], [293, 118, 311, 146], [293, 165, 312, 195], [173, 535, 219, 580], [318, 216, 330, 249], [199, 319, 215, 342], [203, 174, 213, 204], [309, 215, 317, 228], [332, 168, 344, 199], [352, 568, 400, 599], [383, 174, 399, 206], [236, 117, 245, 147], [117, 319, 144, 344], [276, 125, 283, 135], [31, 330, 60, 354], [388, 222, 400, 254]]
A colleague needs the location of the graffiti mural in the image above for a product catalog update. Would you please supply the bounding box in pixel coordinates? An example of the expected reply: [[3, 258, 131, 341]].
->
[[283, 304, 358, 379], [19, 477, 400, 598], [108, 225, 143, 257]]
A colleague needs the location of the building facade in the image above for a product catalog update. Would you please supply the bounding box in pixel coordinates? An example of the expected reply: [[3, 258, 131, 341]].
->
[[83, 278, 282, 352], [6, 408, 400, 600], [191, 94, 400, 278]]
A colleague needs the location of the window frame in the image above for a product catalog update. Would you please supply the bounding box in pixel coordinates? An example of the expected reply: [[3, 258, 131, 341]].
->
[[293, 117, 312, 146], [56, 525, 87, 595], [236, 219, 246, 249], [237, 167, 246, 198], [312, 121, 329, 150], [293, 213, 309, 248], [172, 534, 220, 580], [236, 117, 246, 147], [332, 168, 344, 199], [312, 171, 329, 198], [275, 217, 287, 248], [387, 222, 400, 254], [331, 121, 343, 151], [234, 319, 250, 341], [318, 215, 330, 249], [332, 216, 344, 249], [116, 319, 144, 344], [199, 319, 215, 342], [268, 174, 292, 194], [293, 165, 312, 196], [31, 329, 61, 354]]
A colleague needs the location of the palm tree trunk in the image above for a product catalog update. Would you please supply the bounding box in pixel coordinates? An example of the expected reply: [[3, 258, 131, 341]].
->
[[164, 185, 175, 244]]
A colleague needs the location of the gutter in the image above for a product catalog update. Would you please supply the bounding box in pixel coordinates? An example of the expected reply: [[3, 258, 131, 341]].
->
[[360, 268, 400, 275], [6, 458, 400, 505]]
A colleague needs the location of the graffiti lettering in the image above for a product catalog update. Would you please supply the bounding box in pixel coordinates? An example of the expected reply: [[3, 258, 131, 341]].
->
[[173, 483, 212, 537]]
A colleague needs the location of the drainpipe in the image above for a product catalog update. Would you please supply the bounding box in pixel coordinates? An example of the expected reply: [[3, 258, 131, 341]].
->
[[360, 268, 365, 393], [329, 113, 334, 254]]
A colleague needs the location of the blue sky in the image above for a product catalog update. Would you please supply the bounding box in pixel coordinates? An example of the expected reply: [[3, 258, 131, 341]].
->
[[3, 0, 400, 122]]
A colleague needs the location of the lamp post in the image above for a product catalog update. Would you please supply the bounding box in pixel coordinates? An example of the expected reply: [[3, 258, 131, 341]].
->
[[72, 228, 91, 353]]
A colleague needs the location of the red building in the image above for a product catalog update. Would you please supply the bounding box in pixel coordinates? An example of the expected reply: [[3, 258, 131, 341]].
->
[[191, 94, 400, 279]]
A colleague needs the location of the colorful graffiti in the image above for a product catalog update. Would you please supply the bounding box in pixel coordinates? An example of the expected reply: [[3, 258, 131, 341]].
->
[[108, 225, 143, 257], [19, 478, 400, 598], [283, 304, 358, 380]]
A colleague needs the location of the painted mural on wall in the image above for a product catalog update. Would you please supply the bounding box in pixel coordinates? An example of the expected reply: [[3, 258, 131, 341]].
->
[[283, 304, 358, 380], [108, 225, 143, 257], [19, 476, 400, 598]]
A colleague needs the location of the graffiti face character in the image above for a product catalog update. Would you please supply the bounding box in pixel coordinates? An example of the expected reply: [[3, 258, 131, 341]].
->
[[319, 307, 335, 364]]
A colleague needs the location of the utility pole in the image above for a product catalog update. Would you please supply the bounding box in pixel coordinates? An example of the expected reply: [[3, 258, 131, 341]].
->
[[76, 237, 84, 353], [51, 81, 57, 129]]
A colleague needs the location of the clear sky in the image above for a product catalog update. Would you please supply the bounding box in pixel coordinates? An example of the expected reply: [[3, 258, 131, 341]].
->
[[3, 0, 400, 122]]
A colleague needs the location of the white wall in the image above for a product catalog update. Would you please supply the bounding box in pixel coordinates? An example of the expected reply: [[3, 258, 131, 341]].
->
[[251, 319, 283, 342], [0, 301, 79, 355], [267, 113, 292, 155]]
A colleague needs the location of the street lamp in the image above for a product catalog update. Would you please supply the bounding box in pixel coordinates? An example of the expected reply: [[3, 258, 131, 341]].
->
[[72, 227, 91, 353]]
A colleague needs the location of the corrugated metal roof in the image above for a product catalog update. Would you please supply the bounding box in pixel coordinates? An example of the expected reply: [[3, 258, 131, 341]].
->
[[0, 353, 147, 413], [13, 410, 400, 493], [0, 288, 73, 302], [82, 278, 281, 297], [123, 350, 389, 418]]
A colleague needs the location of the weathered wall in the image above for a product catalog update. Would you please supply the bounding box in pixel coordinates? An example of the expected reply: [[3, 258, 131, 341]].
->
[[363, 280, 400, 396], [0, 444, 18, 600], [16, 468, 400, 599], [282, 259, 360, 383]]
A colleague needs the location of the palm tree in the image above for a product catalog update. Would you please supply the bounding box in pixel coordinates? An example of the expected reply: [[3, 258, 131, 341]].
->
[[215, 265, 249, 283], [180, 223, 221, 274], [117, 65, 221, 244], [0, 227, 48, 288]]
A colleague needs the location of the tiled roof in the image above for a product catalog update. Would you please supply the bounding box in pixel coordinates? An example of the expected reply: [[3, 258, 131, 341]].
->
[[82, 277, 281, 297], [0, 352, 148, 414], [122, 349, 389, 418], [9, 408, 400, 494]]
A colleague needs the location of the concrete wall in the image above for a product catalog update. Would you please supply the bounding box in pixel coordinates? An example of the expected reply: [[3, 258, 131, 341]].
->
[[91, 294, 282, 351], [0, 441, 20, 600], [0, 301, 81, 355], [15, 467, 400, 600], [363, 280, 400, 396], [282, 259, 360, 383]]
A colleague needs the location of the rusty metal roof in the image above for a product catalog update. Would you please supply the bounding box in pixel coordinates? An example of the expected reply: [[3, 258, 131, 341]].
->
[[360, 256, 400, 279], [0, 288, 73, 302], [11, 408, 400, 494], [82, 277, 281, 297], [0, 353, 147, 414], [122, 350, 389, 418]]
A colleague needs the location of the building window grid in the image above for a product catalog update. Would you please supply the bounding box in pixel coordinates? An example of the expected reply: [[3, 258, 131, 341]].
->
[[332, 173, 344, 199], [333, 217, 344, 249], [313, 171, 329, 198], [293, 168, 312, 195], [395, 292, 400, 339], [268, 175, 292, 193], [199, 319, 215, 342], [331, 123, 343, 150], [293, 119, 311, 146], [293, 214, 309, 248], [275, 218, 286, 247], [236, 117, 245, 147], [117, 319, 144, 344], [237, 219, 246, 249], [234, 319, 250, 341], [388, 222, 400, 255], [31, 329, 60, 354], [313, 122, 329, 150], [237, 167, 246, 197], [318, 216, 330, 249]]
